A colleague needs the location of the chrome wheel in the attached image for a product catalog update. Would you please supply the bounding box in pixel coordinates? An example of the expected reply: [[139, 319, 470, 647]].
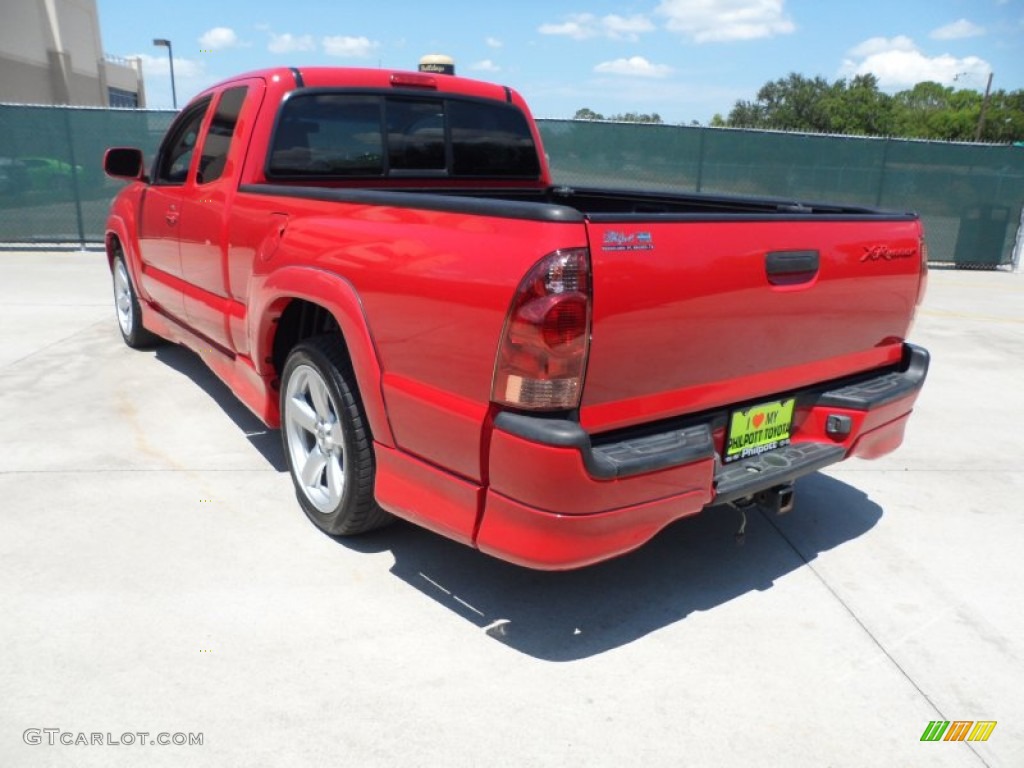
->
[[114, 258, 133, 336], [283, 363, 347, 514]]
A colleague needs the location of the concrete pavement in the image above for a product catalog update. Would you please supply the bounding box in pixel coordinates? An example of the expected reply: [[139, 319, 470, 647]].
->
[[0, 252, 1021, 767]]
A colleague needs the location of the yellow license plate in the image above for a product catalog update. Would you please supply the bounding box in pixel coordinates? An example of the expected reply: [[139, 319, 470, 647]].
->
[[724, 398, 795, 464]]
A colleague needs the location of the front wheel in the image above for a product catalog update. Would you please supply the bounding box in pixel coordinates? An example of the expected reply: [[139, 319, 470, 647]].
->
[[280, 335, 391, 536], [112, 253, 160, 348]]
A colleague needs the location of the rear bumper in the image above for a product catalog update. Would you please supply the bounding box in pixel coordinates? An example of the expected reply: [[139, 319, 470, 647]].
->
[[476, 343, 928, 569]]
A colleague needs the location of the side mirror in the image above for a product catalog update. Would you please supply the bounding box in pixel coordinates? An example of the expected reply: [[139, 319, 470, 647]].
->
[[104, 147, 146, 181]]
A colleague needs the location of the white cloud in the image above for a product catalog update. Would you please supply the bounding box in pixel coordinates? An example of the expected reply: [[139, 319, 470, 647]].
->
[[839, 36, 990, 89], [539, 13, 655, 41], [848, 35, 916, 58], [267, 33, 316, 54], [540, 13, 598, 40], [486, 37, 503, 48], [322, 35, 379, 58], [656, 0, 795, 43], [930, 18, 985, 40], [601, 14, 656, 40], [470, 59, 501, 72], [594, 56, 673, 78], [198, 27, 239, 51], [132, 52, 204, 79], [129, 53, 212, 107]]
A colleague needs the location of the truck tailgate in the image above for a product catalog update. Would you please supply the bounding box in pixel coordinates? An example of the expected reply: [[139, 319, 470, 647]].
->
[[581, 217, 924, 432]]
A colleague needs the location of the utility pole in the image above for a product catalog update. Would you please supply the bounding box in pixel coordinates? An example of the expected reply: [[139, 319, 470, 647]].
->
[[975, 72, 993, 142]]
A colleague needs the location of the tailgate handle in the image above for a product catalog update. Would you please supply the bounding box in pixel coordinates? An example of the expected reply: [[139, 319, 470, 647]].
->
[[766, 250, 819, 285]]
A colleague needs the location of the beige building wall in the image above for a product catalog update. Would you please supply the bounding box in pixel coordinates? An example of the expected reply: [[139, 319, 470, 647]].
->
[[0, 0, 145, 106]]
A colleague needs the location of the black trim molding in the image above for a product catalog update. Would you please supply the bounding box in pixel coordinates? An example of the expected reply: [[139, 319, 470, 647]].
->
[[494, 412, 715, 480], [817, 343, 929, 410], [239, 184, 584, 223]]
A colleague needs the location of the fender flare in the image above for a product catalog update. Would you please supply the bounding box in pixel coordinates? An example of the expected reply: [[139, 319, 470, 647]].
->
[[104, 206, 149, 303], [249, 266, 395, 447], [104, 216, 132, 270]]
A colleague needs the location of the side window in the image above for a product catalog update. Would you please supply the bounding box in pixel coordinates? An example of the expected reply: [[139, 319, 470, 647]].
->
[[156, 99, 211, 184], [269, 94, 384, 176], [198, 87, 248, 184]]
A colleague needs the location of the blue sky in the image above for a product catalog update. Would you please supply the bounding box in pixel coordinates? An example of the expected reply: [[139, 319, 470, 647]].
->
[[97, 0, 1024, 122]]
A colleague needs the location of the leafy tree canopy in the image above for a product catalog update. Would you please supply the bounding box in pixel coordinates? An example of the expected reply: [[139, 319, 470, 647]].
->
[[714, 73, 1023, 142], [573, 108, 663, 124]]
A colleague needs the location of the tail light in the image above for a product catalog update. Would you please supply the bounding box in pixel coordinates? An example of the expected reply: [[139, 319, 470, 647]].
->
[[491, 248, 591, 410], [916, 236, 929, 306]]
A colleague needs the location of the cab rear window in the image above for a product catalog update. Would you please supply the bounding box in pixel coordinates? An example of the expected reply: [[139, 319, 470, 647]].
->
[[267, 91, 541, 180]]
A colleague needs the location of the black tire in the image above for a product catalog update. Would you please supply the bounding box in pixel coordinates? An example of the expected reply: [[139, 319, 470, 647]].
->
[[112, 252, 161, 348], [279, 335, 392, 536]]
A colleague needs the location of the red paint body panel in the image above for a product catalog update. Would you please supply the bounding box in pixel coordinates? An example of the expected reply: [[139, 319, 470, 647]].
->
[[581, 219, 922, 431], [476, 490, 710, 570], [488, 429, 714, 515], [104, 66, 928, 569], [136, 186, 187, 319], [374, 443, 481, 546], [793, 393, 921, 454], [381, 374, 489, 482], [849, 413, 913, 459]]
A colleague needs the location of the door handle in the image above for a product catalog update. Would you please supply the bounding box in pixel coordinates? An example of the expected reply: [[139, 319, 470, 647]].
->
[[766, 250, 819, 285], [165, 205, 179, 226]]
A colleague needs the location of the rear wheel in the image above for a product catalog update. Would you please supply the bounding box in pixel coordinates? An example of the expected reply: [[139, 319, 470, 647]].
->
[[112, 253, 160, 348], [280, 335, 391, 535]]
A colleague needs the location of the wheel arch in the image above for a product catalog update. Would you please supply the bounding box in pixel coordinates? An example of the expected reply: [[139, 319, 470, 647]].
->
[[105, 228, 126, 272], [104, 217, 147, 307], [253, 268, 394, 447], [104, 208, 139, 273]]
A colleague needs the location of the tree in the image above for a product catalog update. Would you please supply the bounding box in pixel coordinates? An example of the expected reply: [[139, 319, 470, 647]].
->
[[572, 108, 663, 124], [821, 75, 895, 135], [983, 90, 1024, 142], [730, 73, 834, 132], [725, 99, 763, 127], [607, 112, 663, 124], [719, 74, 1024, 142]]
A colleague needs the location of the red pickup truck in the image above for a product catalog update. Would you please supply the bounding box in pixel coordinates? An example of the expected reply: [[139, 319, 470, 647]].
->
[[103, 67, 929, 569]]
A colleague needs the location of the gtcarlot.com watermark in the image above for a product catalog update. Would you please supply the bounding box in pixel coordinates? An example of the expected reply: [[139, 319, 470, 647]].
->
[[23, 728, 203, 747]]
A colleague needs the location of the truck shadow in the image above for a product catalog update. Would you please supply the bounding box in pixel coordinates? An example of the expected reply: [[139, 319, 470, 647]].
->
[[146, 343, 881, 662], [152, 344, 287, 471], [345, 472, 881, 662]]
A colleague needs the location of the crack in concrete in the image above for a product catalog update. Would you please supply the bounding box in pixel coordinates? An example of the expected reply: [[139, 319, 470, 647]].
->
[[760, 507, 993, 768]]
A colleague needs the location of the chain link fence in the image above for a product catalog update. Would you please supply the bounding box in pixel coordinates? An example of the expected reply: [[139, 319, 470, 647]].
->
[[1, 104, 1021, 267]]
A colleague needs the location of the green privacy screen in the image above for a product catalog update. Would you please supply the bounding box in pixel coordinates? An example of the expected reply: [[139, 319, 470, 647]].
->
[[539, 120, 1024, 268], [1, 104, 1021, 267], [0, 105, 174, 246]]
